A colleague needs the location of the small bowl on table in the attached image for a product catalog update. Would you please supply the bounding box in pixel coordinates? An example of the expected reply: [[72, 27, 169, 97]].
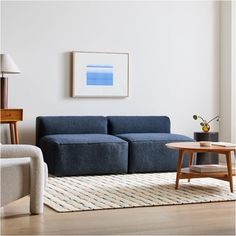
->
[[199, 141, 212, 147]]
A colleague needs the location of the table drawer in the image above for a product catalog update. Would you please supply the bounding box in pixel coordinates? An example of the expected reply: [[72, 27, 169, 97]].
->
[[0, 109, 23, 122]]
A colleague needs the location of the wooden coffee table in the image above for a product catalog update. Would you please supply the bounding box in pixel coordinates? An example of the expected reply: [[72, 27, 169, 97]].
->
[[166, 142, 236, 192]]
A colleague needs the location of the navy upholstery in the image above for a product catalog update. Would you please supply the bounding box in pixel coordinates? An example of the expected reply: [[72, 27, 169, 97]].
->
[[36, 116, 107, 146], [117, 133, 193, 173], [36, 115, 194, 176], [39, 134, 128, 176], [108, 116, 170, 135]]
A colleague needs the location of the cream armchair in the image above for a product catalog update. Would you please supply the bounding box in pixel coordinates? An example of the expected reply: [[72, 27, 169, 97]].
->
[[0, 145, 48, 214]]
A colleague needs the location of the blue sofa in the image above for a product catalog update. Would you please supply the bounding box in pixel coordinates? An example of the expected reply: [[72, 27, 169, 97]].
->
[[36, 116, 193, 176]]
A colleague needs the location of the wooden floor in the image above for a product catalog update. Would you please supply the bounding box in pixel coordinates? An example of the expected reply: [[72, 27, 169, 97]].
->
[[1, 197, 235, 235]]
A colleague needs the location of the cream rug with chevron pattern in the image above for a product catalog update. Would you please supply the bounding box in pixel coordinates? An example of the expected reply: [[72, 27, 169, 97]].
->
[[44, 172, 236, 212]]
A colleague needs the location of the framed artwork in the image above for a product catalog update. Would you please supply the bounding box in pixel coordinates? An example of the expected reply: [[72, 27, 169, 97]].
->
[[72, 51, 129, 97]]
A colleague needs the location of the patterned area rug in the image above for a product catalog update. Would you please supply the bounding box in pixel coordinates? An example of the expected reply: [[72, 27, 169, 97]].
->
[[44, 172, 236, 212]]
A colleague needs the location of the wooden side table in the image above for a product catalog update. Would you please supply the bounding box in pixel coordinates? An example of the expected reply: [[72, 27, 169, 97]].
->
[[0, 109, 23, 144]]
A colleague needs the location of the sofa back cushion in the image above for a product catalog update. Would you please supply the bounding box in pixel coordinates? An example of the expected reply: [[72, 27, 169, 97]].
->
[[36, 116, 107, 145], [107, 116, 170, 135]]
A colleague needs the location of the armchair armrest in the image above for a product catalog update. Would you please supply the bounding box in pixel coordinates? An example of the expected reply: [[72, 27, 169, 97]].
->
[[0, 144, 46, 214]]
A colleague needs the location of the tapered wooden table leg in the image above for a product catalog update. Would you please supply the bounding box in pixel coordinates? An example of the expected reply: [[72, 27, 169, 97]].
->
[[8, 122, 19, 144], [226, 152, 233, 193], [13, 122, 19, 144], [188, 151, 194, 182], [175, 149, 184, 189], [9, 123, 15, 144]]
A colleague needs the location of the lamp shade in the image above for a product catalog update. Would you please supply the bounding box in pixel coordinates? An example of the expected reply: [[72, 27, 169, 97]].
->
[[0, 54, 20, 75]]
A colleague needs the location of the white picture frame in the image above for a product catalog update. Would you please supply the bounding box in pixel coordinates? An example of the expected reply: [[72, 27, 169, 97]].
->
[[72, 51, 129, 97]]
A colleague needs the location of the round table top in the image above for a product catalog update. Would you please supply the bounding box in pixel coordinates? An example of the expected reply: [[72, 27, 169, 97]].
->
[[166, 142, 236, 152]]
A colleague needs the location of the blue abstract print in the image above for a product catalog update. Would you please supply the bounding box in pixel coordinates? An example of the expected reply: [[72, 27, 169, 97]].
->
[[86, 65, 113, 86]]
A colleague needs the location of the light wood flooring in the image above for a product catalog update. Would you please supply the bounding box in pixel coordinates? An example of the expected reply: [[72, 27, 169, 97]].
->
[[1, 197, 235, 235]]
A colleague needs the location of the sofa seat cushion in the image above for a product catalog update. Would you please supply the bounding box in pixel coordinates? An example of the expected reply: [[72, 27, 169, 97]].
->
[[116, 133, 193, 173], [117, 133, 192, 142], [42, 134, 128, 144], [40, 134, 128, 176]]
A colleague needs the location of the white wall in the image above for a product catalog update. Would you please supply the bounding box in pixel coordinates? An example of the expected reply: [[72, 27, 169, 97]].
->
[[1, 1, 220, 145]]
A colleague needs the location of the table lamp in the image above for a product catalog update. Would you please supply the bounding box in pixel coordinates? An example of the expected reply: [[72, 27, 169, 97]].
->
[[0, 54, 20, 109]]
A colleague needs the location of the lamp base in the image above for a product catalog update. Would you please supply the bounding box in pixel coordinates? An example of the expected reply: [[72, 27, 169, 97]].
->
[[1, 77, 8, 109]]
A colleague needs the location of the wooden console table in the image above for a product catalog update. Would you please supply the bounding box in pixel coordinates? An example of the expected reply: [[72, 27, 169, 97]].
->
[[0, 109, 23, 144]]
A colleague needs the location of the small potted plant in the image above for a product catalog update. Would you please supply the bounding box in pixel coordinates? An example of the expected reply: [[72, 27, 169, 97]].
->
[[193, 114, 220, 132]]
